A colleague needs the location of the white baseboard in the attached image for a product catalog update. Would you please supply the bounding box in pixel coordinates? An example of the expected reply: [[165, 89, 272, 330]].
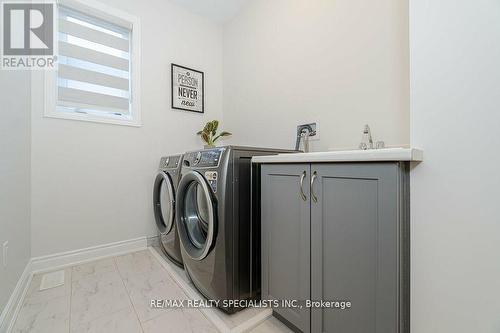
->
[[146, 235, 160, 247], [31, 237, 148, 274], [0, 237, 148, 332], [0, 261, 33, 333]]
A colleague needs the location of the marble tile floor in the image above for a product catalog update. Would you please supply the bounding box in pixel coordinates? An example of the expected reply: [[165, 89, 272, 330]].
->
[[149, 246, 274, 331], [11, 249, 292, 333]]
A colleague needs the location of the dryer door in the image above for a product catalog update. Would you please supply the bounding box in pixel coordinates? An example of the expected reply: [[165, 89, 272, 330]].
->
[[153, 171, 175, 234], [176, 170, 216, 261]]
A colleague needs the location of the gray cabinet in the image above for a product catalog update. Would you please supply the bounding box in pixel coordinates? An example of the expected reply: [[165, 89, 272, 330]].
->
[[261, 164, 311, 333], [261, 162, 409, 333]]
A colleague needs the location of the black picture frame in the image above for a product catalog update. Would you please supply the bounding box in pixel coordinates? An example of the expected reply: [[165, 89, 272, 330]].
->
[[171, 63, 205, 113]]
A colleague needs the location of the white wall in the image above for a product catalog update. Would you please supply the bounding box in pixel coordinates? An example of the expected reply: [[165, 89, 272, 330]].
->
[[223, 0, 409, 151], [30, 0, 224, 256], [28, 0, 410, 257], [0, 71, 31, 312], [410, 0, 500, 332]]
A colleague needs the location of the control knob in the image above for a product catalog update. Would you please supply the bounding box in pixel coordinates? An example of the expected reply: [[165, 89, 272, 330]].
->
[[194, 152, 202, 165]]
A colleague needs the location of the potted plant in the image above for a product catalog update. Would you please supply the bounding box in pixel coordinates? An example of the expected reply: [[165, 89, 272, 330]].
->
[[197, 120, 232, 148]]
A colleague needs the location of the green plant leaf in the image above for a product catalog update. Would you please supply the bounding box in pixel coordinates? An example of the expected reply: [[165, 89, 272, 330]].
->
[[201, 132, 210, 144], [212, 131, 231, 142], [198, 120, 227, 144], [211, 120, 219, 135]]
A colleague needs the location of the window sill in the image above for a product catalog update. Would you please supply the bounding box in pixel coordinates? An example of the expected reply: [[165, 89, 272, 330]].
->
[[44, 110, 142, 127]]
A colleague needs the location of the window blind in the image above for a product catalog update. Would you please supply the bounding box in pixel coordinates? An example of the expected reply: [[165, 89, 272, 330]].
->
[[57, 6, 131, 116]]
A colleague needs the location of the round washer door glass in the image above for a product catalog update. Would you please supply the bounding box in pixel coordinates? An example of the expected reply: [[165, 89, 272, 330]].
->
[[177, 171, 216, 260], [153, 172, 175, 234]]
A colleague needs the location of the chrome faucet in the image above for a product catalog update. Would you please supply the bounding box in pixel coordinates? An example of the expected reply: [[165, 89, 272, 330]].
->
[[359, 124, 385, 150], [359, 125, 373, 150], [295, 124, 316, 152]]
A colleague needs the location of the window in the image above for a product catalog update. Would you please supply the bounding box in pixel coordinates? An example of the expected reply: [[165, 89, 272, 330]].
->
[[44, 0, 141, 126]]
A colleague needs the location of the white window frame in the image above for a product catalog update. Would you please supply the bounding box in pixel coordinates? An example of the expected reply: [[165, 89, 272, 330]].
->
[[42, 0, 141, 127]]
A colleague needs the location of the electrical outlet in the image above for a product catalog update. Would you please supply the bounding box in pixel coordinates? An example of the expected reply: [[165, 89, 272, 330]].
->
[[311, 122, 320, 141], [297, 122, 320, 141], [2, 241, 8, 268]]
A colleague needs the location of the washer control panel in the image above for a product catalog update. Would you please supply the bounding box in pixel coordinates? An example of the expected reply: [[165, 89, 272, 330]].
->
[[185, 149, 223, 168], [205, 171, 218, 193]]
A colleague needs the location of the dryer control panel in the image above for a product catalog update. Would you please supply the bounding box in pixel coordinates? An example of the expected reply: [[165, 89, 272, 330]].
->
[[159, 155, 181, 169]]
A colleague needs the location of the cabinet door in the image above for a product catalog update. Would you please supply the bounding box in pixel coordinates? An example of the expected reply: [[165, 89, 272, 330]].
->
[[261, 164, 311, 333], [310, 163, 403, 333]]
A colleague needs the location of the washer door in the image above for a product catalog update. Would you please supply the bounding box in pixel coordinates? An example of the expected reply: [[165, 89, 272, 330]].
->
[[176, 171, 216, 261], [153, 171, 175, 234]]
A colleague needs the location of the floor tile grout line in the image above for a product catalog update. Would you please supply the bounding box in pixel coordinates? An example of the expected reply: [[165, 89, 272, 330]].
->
[[147, 247, 190, 298], [126, 248, 204, 325], [146, 248, 206, 323], [114, 250, 178, 324], [113, 255, 146, 333], [69, 258, 136, 330]]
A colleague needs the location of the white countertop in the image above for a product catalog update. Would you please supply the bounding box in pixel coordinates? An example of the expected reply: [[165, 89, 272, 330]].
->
[[252, 148, 423, 163]]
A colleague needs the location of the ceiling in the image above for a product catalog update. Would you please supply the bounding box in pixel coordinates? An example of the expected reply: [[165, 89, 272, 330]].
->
[[169, 0, 250, 24]]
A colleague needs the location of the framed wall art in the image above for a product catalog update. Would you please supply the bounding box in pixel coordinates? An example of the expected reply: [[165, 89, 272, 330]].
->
[[171, 63, 204, 113]]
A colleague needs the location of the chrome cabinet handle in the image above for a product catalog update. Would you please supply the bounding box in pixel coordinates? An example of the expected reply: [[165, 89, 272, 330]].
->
[[299, 171, 307, 201], [311, 171, 318, 203]]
